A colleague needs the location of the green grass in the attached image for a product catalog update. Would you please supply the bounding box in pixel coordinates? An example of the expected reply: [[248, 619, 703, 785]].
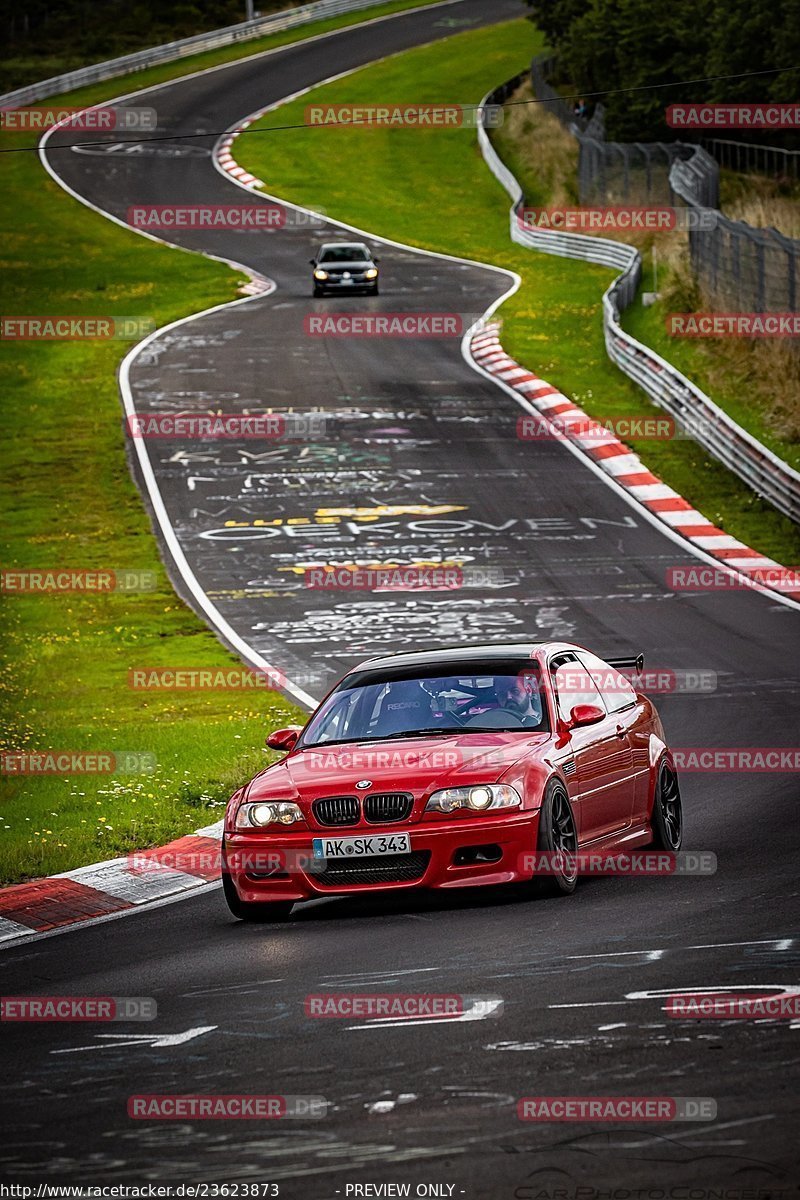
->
[[0, 0, 446, 885], [2, 0, 443, 91], [620, 267, 800, 476], [235, 17, 800, 566], [2, 0, 447, 116], [0, 139, 304, 879]]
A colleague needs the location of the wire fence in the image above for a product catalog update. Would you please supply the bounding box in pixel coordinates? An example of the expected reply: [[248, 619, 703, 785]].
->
[[478, 74, 800, 524], [670, 152, 800, 312], [529, 55, 586, 132], [702, 138, 800, 180], [529, 55, 800, 318], [579, 128, 693, 206]]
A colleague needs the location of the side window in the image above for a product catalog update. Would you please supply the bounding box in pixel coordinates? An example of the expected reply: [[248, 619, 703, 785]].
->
[[313, 690, 360, 742], [577, 651, 637, 714], [551, 654, 605, 722]]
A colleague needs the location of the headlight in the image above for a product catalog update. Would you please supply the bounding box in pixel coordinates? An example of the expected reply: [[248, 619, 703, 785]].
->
[[425, 784, 521, 814], [364, 268, 379, 279], [235, 801, 304, 829], [313, 269, 329, 280]]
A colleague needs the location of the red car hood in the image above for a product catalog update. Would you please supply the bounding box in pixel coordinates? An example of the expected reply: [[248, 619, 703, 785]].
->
[[246, 731, 550, 802]]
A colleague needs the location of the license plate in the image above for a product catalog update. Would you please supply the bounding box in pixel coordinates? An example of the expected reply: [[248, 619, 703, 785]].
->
[[312, 833, 411, 860]]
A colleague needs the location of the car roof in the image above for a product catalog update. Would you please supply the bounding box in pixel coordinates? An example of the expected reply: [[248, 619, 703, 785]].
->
[[317, 241, 370, 251], [348, 642, 563, 675]]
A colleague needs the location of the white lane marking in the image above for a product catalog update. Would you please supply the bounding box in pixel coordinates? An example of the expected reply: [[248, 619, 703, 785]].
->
[[118, 308, 326, 709], [322, 966, 442, 982], [52, 1025, 217, 1053], [554, 938, 794, 962], [627, 984, 800, 999], [552, 982, 800, 1010], [39, 133, 321, 709], [318, 938, 795, 984], [347, 998, 503, 1029], [549, 1000, 630, 1009], [367, 1093, 418, 1113], [611, 1114, 776, 1146], [682, 938, 794, 951]]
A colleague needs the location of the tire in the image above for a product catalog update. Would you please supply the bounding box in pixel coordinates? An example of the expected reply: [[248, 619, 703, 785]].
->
[[531, 780, 578, 896], [649, 761, 683, 851], [313, 286, 323, 297], [372, 284, 379, 296], [222, 872, 294, 923]]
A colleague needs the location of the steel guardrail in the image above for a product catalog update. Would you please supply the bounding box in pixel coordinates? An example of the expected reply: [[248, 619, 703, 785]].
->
[[477, 75, 800, 525], [0, 0, 416, 107]]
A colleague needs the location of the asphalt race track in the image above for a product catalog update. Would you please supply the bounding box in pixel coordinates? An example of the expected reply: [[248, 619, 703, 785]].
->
[[4, 0, 799, 1193]]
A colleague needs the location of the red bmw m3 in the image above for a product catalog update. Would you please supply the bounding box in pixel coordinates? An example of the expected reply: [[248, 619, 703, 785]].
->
[[222, 642, 683, 921]]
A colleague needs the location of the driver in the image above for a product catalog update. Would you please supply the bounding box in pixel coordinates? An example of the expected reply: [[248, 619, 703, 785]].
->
[[497, 675, 544, 727]]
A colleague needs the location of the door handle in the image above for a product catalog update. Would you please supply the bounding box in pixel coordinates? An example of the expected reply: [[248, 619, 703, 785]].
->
[[615, 725, 626, 738]]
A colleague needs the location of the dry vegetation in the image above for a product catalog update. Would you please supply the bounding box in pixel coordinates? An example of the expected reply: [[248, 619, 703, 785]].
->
[[496, 80, 800, 448], [493, 79, 579, 209], [720, 170, 800, 239]]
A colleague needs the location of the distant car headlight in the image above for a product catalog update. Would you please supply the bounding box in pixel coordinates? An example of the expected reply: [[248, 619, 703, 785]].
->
[[425, 784, 521, 814], [235, 801, 304, 829], [364, 268, 379, 279], [313, 269, 329, 280]]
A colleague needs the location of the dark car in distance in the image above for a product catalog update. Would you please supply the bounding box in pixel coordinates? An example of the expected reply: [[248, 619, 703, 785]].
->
[[311, 241, 380, 296]]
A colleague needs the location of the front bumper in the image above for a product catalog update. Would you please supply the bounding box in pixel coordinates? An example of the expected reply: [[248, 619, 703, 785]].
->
[[314, 275, 375, 290], [224, 812, 538, 903]]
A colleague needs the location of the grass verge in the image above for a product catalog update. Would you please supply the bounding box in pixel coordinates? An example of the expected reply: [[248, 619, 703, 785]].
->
[[235, 22, 800, 565], [496, 82, 800, 471], [622, 261, 800, 470], [0, 0, 443, 884], [0, 165, 304, 882]]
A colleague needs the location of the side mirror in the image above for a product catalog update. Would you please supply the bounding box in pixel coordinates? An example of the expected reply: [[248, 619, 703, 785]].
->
[[266, 726, 302, 752], [309, 258, 317, 265], [373, 257, 380, 264], [569, 703, 605, 729]]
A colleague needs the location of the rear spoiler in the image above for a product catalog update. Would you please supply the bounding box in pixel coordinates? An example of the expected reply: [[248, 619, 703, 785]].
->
[[606, 654, 645, 675]]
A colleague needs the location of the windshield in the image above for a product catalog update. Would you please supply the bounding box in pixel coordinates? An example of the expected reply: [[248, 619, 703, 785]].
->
[[318, 246, 369, 262], [300, 665, 549, 746]]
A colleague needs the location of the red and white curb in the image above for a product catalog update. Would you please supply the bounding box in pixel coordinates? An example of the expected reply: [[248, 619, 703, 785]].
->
[[470, 323, 800, 599], [238, 274, 274, 296], [216, 118, 265, 190], [0, 820, 223, 946]]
